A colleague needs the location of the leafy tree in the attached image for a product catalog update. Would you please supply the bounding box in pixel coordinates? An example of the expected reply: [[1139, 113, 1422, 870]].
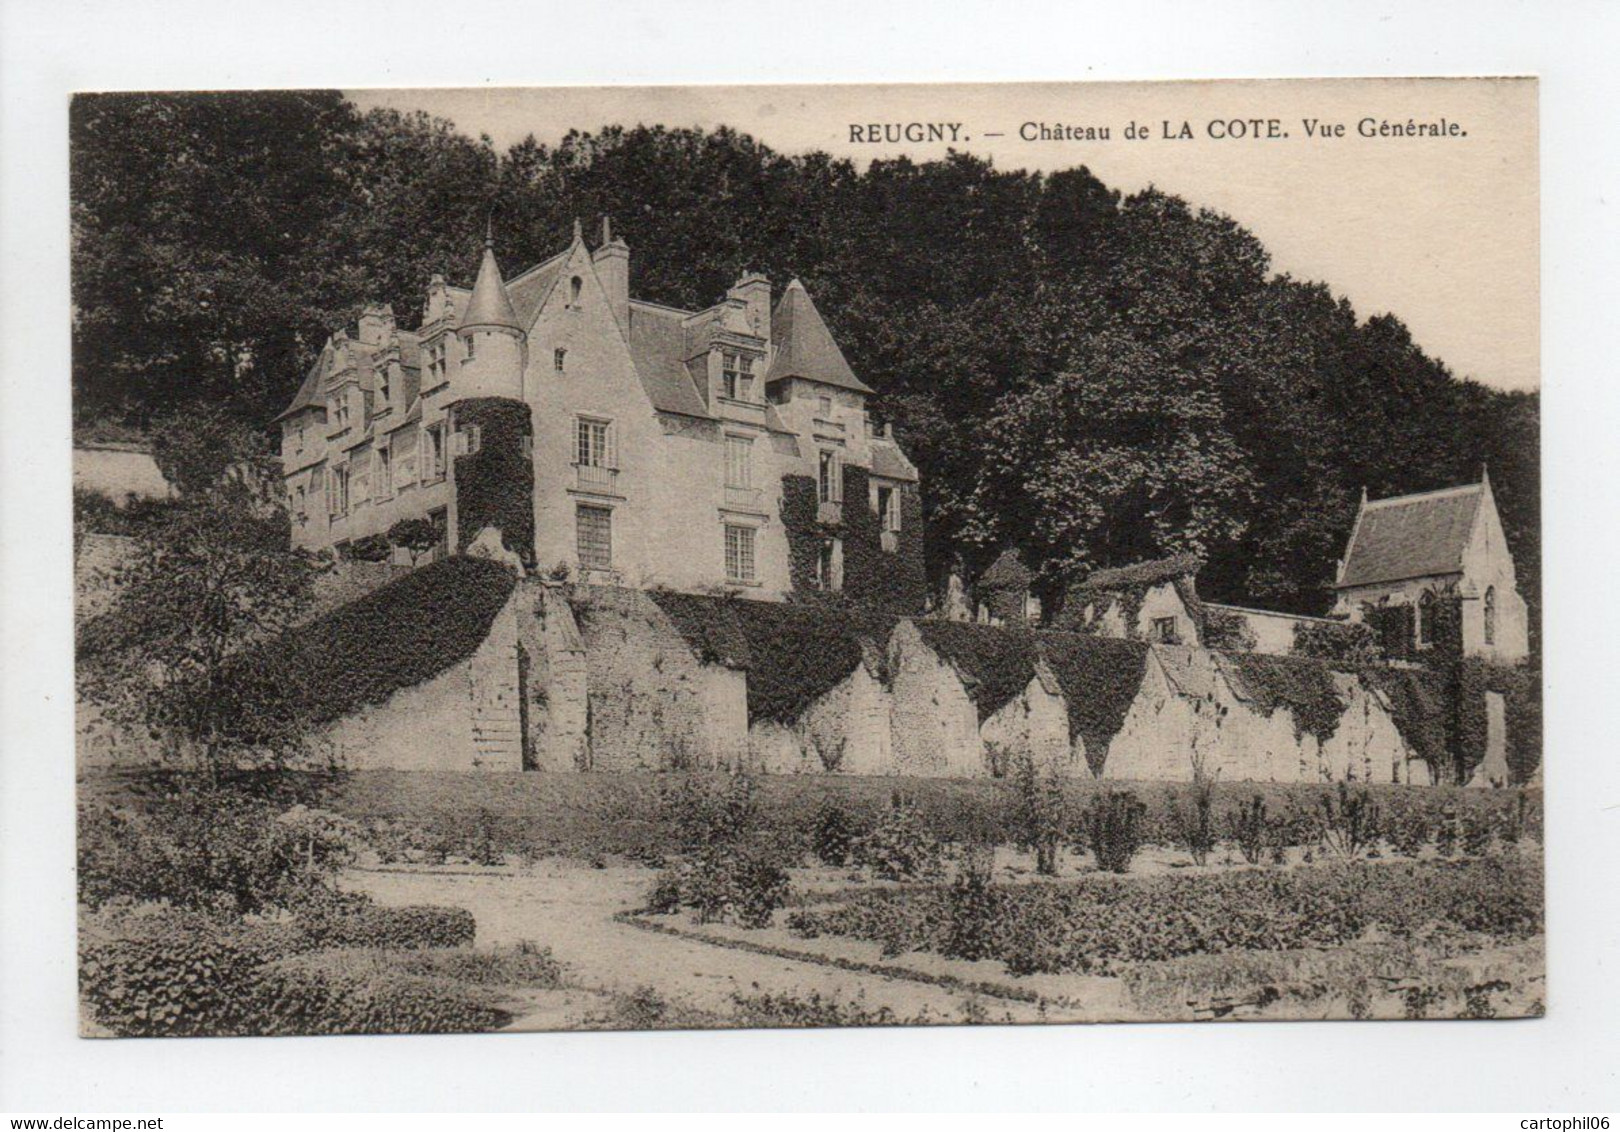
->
[[971, 325, 1256, 586], [70, 91, 360, 426], [387, 517, 440, 566], [76, 422, 325, 782]]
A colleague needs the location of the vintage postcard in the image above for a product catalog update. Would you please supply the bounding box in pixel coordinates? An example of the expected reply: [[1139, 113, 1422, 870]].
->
[[72, 77, 1540, 1036]]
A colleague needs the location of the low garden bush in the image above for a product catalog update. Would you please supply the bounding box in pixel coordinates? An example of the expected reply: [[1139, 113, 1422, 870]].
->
[[853, 792, 945, 880], [1082, 790, 1146, 873], [788, 855, 1542, 977]]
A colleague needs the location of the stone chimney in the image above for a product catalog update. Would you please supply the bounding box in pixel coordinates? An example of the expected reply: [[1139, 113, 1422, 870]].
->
[[592, 216, 630, 330], [357, 302, 396, 346], [729, 271, 771, 342]]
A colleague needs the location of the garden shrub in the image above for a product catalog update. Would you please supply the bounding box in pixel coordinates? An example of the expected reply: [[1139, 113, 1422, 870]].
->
[[1316, 782, 1381, 860], [247, 960, 511, 1036], [1169, 771, 1218, 866], [645, 845, 790, 928], [1005, 751, 1065, 875], [1229, 794, 1272, 865], [292, 894, 476, 950], [1083, 790, 1146, 873], [854, 793, 944, 880], [729, 990, 905, 1028], [80, 917, 271, 1037], [944, 846, 999, 961], [78, 792, 330, 914], [811, 798, 856, 867], [790, 856, 1542, 977]]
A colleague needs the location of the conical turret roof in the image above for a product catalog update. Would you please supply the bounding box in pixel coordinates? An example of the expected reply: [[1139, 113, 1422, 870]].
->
[[765, 279, 872, 394], [459, 241, 522, 333]]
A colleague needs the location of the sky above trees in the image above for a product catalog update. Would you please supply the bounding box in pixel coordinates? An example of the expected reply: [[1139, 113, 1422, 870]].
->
[[349, 79, 1540, 394]]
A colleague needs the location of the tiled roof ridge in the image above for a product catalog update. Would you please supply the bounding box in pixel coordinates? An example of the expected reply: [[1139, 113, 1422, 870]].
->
[[1364, 482, 1483, 509]]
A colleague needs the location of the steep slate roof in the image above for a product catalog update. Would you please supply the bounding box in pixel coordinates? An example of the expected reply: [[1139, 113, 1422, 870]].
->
[[626, 301, 715, 419], [765, 279, 873, 394], [869, 438, 919, 483], [1335, 483, 1483, 588], [505, 251, 568, 327], [275, 344, 330, 421], [459, 244, 521, 331], [1074, 553, 1203, 594]]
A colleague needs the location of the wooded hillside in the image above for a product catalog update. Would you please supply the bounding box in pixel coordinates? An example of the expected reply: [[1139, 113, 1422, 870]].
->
[[70, 92, 1538, 629]]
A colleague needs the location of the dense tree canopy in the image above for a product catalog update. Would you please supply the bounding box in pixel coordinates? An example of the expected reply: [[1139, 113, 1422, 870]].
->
[[70, 92, 1539, 634]]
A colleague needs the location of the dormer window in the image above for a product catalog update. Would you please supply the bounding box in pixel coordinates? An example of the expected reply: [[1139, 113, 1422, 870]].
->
[[723, 351, 756, 401]]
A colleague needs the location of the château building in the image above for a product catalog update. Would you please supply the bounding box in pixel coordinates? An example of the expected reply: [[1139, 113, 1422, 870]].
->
[[275, 220, 920, 600]]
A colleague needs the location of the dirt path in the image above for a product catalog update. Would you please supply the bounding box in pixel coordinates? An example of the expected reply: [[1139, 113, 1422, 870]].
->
[[346, 862, 1056, 1029]]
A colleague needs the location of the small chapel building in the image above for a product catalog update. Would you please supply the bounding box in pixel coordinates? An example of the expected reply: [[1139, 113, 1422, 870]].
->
[[1331, 472, 1529, 662], [275, 221, 919, 601]]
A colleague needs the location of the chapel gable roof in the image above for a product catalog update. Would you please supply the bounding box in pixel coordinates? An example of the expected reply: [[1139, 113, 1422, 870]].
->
[[1335, 482, 1484, 589], [764, 279, 873, 394]]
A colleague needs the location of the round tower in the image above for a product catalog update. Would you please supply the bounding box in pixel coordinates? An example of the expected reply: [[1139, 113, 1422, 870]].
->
[[449, 236, 535, 566], [454, 236, 527, 401]]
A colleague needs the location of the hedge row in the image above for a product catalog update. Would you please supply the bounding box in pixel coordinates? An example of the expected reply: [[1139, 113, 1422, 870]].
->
[[789, 855, 1543, 976], [80, 902, 487, 1037]]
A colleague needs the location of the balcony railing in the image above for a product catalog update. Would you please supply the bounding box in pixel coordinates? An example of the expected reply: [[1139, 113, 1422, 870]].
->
[[723, 485, 764, 512], [573, 463, 619, 495]]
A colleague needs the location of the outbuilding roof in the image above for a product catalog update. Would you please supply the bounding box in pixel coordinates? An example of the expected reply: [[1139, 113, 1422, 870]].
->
[[1335, 483, 1483, 588]]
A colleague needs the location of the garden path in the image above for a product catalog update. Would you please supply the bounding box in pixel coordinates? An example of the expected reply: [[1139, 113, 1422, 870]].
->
[[345, 861, 1057, 1029]]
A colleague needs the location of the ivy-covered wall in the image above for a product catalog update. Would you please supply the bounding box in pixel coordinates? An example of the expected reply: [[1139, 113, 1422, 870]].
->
[[452, 397, 534, 565], [780, 467, 928, 615]]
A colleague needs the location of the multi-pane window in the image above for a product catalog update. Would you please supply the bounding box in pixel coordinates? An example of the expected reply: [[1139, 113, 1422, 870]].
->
[[426, 339, 448, 385], [330, 394, 351, 431], [576, 418, 613, 468], [422, 422, 446, 481], [554, 348, 567, 372], [465, 334, 476, 361], [724, 525, 756, 584], [329, 464, 350, 516], [1417, 591, 1436, 648], [724, 435, 753, 489], [350, 451, 371, 504], [818, 395, 833, 417], [293, 485, 307, 522], [394, 428, 418, 487], [818, 449, 842, 503], [876, 485, 899, 531], [1150, 617, 1181, 645], [722, 351, 756, 401], [375, 446, 392, 500], [576, 504, 613, 570], [1484, 586, 1497, 646]]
